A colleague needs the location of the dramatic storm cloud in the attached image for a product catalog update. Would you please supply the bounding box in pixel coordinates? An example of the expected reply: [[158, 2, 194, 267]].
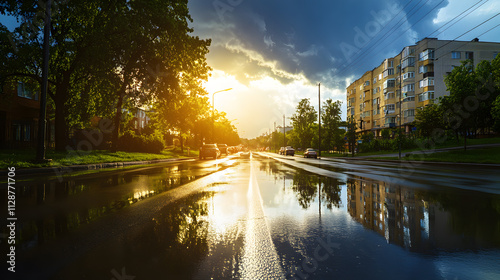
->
[[187, 0, 500, 138]]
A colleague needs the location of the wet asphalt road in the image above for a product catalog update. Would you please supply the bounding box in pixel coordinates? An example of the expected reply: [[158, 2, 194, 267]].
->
[[1, 153, 500, 280]]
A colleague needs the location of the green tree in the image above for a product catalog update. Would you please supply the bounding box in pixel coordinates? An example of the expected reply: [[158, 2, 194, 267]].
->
[[492, 95, 500, 133], [321, 99, 344, 152], [414, 103, 443, 139], [443, 60, 476, 150], [345, 118, 357, 156], [290, 98, 317, 149]]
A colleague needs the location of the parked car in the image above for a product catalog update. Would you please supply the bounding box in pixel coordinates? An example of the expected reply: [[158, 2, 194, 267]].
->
[[303, 148, 318, 158], [285, 146, 295, 156], [218, 143, 228, 155], [199, 144, 220, 159]]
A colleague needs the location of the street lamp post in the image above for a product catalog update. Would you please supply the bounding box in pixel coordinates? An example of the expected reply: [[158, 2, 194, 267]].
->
[[318, 83, 321, 158], [399, 59, 402, 159], [211, 88, 232, 143], [36, 0, 52, 162]]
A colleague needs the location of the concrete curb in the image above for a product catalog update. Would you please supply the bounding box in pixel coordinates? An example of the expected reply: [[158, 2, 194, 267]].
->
[[261, 152, 500, 168], [1, 157, 197, 176], [318, 156, 500, 168]]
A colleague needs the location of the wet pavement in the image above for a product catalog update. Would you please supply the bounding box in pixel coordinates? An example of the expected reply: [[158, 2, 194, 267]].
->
[[1, 154, 500, 279]]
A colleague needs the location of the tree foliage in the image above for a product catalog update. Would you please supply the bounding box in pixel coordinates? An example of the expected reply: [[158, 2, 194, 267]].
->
[[321, 99, 344, 151], [1, 0, 236, 152], [414, 103, 443, 139], [290, 98, 317, 149]]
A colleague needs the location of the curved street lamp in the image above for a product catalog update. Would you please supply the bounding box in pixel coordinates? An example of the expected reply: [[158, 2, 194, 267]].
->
[[212, 88, 232, 143]]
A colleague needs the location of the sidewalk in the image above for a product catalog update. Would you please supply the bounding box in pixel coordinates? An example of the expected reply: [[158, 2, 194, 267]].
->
[[352, 143, 500, 158], [314, 143, 500, 167], [0, 157, 197, 176]]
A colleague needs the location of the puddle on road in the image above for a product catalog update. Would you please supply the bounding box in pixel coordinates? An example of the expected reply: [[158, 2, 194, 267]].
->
[[255, 157, 500, 279], [4, 156, 500, 279], [0, 161, 224, 251]]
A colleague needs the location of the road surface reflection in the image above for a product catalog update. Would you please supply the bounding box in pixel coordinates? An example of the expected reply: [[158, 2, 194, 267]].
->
[[2, 154, 499, 279]]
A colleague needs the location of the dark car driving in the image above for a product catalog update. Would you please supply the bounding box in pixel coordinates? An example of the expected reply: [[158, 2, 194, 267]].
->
[[218, 143, 228, 155], [199, 144, 221, 159], [303, 148, 318, 158]]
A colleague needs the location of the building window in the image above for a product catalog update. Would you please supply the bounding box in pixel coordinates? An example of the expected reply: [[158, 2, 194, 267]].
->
[[419, 65, 432, 74], [465, 51, 474, 60], [373, 78, 376, 84], [404, 109, 415, 117], [402, 57, 416, 68], [12, 124, 31, 142], [385, 104, 395, 112], [418, 91, 434, 102], [403, 96, 415, 102], [419, 49, 435, 61], [403, 72, 414, 80], [402, 84, 414, 92], [378, 74, 382, 80], [419, 78, 434, 88], [383, 79, 395, 89], [17, 82, 38, 100], [383, 68, 394, 78], [452, 51, 461, 59]]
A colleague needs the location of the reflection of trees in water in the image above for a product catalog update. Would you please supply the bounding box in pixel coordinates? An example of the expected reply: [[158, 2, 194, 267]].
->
[[291, 172, 318, 209], [147, 192, 212, 278], [52, 191, 218, 279], [320, 177, 342, 210], [258, 160, 282, 175], [9, 167, 199, 249], [290, 172, 343, 210]]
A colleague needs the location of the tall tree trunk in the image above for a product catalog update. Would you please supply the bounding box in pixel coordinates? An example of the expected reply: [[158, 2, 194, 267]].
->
[[54, 75, 70, 151], [464, 129, 467, 151], [111, 90, 124, 152]]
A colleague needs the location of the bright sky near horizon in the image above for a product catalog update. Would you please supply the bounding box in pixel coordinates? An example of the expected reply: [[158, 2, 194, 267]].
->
[[188, 0, 500, 138], [2, 0, 499, 138]]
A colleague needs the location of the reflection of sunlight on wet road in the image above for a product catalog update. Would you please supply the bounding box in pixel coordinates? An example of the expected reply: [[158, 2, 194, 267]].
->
[[240, 157, 285, 279]]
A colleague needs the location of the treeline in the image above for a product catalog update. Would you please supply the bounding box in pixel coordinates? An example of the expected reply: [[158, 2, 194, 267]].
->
[[0, 0, 239, 153], [257, 98, 345, 152], [414, 57, 500, 149], [359, 56, 500, 153]]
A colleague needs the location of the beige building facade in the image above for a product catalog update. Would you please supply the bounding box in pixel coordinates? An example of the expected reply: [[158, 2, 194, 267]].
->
[[346, 38, 500, 136]]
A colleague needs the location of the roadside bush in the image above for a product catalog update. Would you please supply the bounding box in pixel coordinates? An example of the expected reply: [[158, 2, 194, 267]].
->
[[117, 131, 165, 153]]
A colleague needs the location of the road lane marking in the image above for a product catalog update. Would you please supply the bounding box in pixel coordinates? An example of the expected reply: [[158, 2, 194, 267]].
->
[[239, 158, 285, 280]]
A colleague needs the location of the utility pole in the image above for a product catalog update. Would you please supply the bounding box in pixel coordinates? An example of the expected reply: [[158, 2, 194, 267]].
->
[[274, 122, 276, 153], [399, 58, 402, 159], [283, 114, 286, 148], [318, 83, 321, 158], [36, 0, 52, 162]]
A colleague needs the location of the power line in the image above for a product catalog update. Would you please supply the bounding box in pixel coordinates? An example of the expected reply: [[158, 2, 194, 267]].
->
[[429, 0, 489, 38], [339, 1, 497, 80], [431, 12, 500, 60], [341, 0, 446, 77], [434, 21, 500, 61], [337, 0, 427, 75]]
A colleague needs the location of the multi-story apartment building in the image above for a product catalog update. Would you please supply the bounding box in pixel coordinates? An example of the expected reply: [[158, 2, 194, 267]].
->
[[346, 38, 500, 136]]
